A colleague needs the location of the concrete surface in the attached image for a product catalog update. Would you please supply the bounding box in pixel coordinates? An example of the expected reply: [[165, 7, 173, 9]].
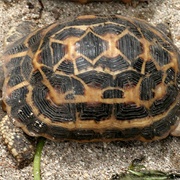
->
[[0, 0, 180, 179]]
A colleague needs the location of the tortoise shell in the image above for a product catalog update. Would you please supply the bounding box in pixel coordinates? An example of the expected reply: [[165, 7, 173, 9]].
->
[[2, 15, 180, 142]]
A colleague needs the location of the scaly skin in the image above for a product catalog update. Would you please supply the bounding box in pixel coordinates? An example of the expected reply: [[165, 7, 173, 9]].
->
[[0, 115, 35, 168]]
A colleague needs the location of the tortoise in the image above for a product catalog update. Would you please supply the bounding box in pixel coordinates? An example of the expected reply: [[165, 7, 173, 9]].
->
[[0, 15, 180, 167]]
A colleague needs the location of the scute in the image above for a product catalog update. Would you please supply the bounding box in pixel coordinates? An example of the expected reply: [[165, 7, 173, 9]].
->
[[94, 55, 130, 72], [2, 15, 180, 142], [117, 33, 143, 60], [150, 44, 171, 66], [114, 70, 142, 88], [76, 31, 107, 60]]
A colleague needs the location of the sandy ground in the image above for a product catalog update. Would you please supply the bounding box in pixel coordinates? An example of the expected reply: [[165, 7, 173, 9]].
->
[[0, 0, 180, 179]]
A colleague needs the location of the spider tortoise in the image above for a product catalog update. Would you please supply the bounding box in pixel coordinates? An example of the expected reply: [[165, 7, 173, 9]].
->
[[0, 15, 180, 167]]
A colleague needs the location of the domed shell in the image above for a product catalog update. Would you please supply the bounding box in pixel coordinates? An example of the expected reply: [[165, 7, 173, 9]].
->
[[2, 15, 180, 142]]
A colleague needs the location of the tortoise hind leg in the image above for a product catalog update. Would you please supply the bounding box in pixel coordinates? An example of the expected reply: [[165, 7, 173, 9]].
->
[[0, 115, 36, 168]]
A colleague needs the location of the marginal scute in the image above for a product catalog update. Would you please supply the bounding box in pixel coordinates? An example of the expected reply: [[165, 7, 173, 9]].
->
[[5, 57, 23, 76], [48, 126, 71, 139], [27, 31, 42, 53], [6, 86, 29, 106], [134, 20, 155, 41], [141, 111, 178, 140], [93, 23, 126, 35], [54, 27, 85, 40], [8, 74, 24, 87], [16, 104, 35, 124], [128, 25, 142, 39], [4, 37, 28, 55], [68, 16, 107, 26], [72, 129, 97, 140], [27, 118, 48, 134], [79, 103, 112, 121]]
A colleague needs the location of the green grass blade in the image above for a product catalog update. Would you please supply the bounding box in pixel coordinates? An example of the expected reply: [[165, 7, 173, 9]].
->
[[33, 137, 46, 180]]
